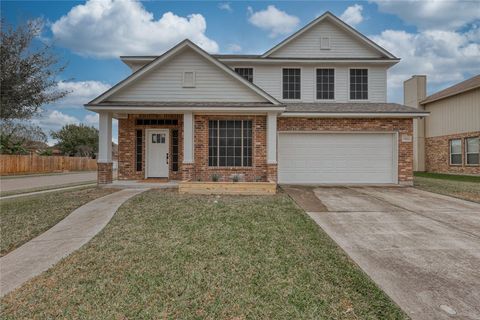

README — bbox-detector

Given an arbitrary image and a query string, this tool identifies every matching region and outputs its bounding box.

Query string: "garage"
[278,132,397,184]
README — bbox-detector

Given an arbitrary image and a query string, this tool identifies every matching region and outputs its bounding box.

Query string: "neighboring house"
[404,75,479,175]
[86,12,428,186]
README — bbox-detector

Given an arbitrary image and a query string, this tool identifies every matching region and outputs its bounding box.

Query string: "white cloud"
[32,110,80,133]
[218,3,232,12]
[247,5,300,38]
[370,27,480,102]
[51,0,219,58]
[340,4,364,26]
[84,113,99,127]
[226,43,242,53]
[53,81,111,108]
[370,0,480,30]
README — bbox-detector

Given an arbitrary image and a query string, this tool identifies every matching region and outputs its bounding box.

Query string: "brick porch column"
[267,112,278,182]
[267,164,278,182]
[97,111,113,184]
[182,112,195,181]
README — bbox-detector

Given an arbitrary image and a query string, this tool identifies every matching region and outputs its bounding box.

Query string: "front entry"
[146,129,170,178]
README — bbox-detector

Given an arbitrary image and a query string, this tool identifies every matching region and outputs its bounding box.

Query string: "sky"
[2,0,479,144]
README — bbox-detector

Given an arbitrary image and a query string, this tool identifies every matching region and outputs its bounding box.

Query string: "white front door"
[146,129,169,178]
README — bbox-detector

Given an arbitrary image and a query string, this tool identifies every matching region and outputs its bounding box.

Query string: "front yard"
[414,172,480,203]
[0,187,117,256]
[1,190,406,319]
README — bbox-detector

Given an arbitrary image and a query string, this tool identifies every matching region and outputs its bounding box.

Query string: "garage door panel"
[278,133,396,184]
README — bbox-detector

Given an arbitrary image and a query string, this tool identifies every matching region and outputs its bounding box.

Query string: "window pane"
[467,137,479,153]
[450,139,461,154]
[350,69,368,100]
[451,154,462,165]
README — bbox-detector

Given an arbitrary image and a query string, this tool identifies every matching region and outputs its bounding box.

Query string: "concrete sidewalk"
[0,188,146,297]
[1,171,97,193]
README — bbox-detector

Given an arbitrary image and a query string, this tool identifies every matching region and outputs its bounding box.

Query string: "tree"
[0,122,47,154]
[51,124,99,158]
[1,19,69,121]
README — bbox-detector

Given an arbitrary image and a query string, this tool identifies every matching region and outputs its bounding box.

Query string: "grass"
[0,187,117,256]
[1,190,406,319]
[414,172,480,203]
[0,181,96,197]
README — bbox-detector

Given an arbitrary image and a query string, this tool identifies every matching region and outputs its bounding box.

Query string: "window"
[234,68,253,82]
[135,130,142,172]
[183,71,195,87]
[282,68,301,99]
[450,139,462,165]
[350,69,368,100]
[320,36,330,50]
[135,119,178,126]
[151,133,166,144]
[466,137,479,165]
[208,120,252,167]
[316,69,334,100]
[172,130,179,171]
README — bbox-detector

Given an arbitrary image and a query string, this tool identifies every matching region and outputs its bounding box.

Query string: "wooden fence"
[0,154,97,176]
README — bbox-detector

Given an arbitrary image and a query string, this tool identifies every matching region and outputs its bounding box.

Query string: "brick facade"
[118,114,183,180]
[97,162,113,184]
[277,117,414,184]
[191,115,269,182]
[425,131,480,175]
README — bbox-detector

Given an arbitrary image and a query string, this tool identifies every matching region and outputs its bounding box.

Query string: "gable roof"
[261,11,397,59]
[88,40,280,106]
[420,74,480,105]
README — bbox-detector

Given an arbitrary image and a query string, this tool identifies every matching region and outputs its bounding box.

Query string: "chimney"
[403,75,427,171]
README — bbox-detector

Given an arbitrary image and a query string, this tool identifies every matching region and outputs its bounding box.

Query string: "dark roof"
[421,74,480,105]
[121,54,398,61]
[284,103,428,114]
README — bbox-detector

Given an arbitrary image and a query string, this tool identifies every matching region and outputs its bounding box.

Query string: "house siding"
[224,63,388,103]
[268,20,382,58]
[109,49,267,103]
[277,117,414,184]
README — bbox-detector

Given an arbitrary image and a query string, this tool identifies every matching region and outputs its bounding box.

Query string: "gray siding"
[228,63,387,103]
[109,49,267,102]
[269,20,382,58]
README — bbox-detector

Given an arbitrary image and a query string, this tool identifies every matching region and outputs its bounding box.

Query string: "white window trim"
[449,139,462,166]
[314,67,336,102]
[280,66,302,101]
[465,136,480,166]
[347,67,370,102]
[232,66,255,83]
[182,71,196,88]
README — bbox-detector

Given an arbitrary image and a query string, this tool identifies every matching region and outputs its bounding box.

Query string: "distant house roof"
[421,74,480,105]
[284,103,429,115]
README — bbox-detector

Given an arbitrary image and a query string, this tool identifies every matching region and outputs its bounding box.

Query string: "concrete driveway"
[284,186,480,320]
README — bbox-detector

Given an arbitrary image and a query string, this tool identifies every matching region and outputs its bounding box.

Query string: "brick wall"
[118,114,183,180]
[277,117,414,184]
[192,115,268,182]
[425,131,480,175]
[97,162,113,184]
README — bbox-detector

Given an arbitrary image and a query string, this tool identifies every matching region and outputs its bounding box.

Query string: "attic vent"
[320,36,330,50]
[183,71,196,88]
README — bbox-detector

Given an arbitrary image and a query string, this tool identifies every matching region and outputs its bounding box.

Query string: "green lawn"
[1,190,406,319]
[414,172,480,203]
[0,187,117,256]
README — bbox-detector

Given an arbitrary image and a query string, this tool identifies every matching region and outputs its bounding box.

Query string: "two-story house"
[86,12,428,186]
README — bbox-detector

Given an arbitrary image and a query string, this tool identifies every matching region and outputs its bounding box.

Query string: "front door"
[146,129,169,178]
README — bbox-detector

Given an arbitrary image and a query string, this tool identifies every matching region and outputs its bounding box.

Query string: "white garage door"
[278,133,397,184]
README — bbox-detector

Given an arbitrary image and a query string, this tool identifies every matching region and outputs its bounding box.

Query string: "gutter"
[280,112,430,118]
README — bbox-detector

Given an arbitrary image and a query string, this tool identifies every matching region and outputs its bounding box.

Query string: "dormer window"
[320,36,330,50]
[183,71,196,87]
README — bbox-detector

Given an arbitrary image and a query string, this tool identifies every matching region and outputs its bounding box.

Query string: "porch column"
[267,112,278,182]
[182,112,195,181]
[97,111,113,184]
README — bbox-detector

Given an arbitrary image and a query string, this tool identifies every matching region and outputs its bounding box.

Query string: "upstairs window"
[350,69,368,100]
[282,68,301,100]
[450,139,462,165]
[316,69,334,100]
[234,68,253,82]
[466,137,479,165]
